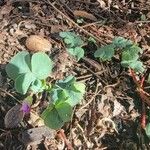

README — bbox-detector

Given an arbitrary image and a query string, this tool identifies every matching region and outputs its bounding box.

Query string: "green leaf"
[55,102,72,122]
[88,37,96,43]
[64,85,85,106]
[112,37,133,49]
[30,79,43,93]
[94,44,115,61]
[52,76,85,106]
[41,102,72,129]
[145,123,150,138]
[15,73,35,94]
[6,51,31,80]
[59,32,83,48]
[121,44,144,73]
[31,52,53,79]
[74,82,86,94]
[130,61,144,73]
[67,47,84,60]
[123,44,142,54]
[41,104,64,129]
[122,50,139,62]
[56,76,75,89]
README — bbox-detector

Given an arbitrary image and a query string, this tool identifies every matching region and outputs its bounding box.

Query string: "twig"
[79,80,100,110]
[82,20,105,28]
[45,0,106,44]
[0,88,21,103]
[57,129,73,150]
[77,70,105,80]
[135,20,150,23]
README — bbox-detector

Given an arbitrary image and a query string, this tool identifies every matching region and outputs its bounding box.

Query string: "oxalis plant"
[94,36,150,138]
[60,33,150,136]
[94,36,145,73]
[59,31,84,61]
[5,51,85,129]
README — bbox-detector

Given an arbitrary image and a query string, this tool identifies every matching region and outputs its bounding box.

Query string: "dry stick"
[58,129,73,150]
[77,70,105,80]
[0,88,21,103]
[81,20,105,28]
[46,0,106,45]
[135,20,150,23]
[79,80,100,110]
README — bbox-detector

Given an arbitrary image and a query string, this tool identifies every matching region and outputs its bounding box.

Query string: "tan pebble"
[26,35,52,52]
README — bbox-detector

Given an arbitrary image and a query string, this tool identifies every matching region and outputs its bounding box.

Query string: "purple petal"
[21,103,30,114]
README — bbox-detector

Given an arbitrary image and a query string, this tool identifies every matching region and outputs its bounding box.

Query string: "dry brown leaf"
[19,126,56,145]
[97,0,106,8]
[27,111,44,127]
[0,4,12,18]
[5,104,24,128]
[113,100,125,117]
[73,10,97,21]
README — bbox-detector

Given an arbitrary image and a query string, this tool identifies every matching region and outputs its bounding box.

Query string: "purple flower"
[21,103,30,114]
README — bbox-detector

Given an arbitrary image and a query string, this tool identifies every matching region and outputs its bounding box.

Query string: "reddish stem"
[129,69,149,128]
[57,129,73,150]
[141,101,146,129]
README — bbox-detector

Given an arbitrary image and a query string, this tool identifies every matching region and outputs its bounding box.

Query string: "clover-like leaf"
[6,51,31,80]
[121,45,144,73]
[94,44,115,61]
[51,76,85,106]
[6,51,53,94]
[15,73,35,94]
[41,102,72,129]
[30,79,43,93]
[59,32,83,48]
[68,47,84,61]
[31,52,53,79]
[112,37,133,49]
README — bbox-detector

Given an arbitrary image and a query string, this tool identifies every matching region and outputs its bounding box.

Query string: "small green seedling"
[59,31,84,61]
[41,76,85,129]
[6,51,53,94]
[94,37,144,73]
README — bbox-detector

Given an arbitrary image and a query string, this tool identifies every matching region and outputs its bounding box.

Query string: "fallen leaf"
[113,100,125,117]
[19,126,56,145]
[27,111,44,127]
[73,10,97,21]
[5,104,24,128]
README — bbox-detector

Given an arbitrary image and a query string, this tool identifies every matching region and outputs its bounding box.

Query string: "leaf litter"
[0,0,150,149]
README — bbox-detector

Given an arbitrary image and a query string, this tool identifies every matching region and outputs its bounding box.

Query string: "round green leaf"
[56,102,72,122]
[41,105,64,129]
[6,51,31,80]
[15,73,35,94]
[41,102,72,129]
[31,52,53,79]
[74,47,84,61]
